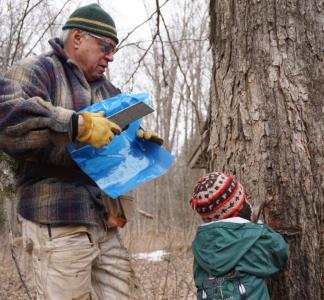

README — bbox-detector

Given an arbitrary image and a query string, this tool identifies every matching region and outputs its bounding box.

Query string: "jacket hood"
[192,218,288,277]
[48,38,69,62]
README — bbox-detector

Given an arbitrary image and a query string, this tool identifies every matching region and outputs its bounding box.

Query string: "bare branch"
[10,0,32,65]
[123,38,156,87]
[123,0,165,87]
[24,0,46,16]
[155,0,168,87]
[117,0,171,50]
[25,0,73,57]
[120,38,209,49]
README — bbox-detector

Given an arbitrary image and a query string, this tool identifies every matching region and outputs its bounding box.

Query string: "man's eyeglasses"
[85,32,116,55]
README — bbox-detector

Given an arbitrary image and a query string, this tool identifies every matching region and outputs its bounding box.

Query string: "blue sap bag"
[68,93,175,198]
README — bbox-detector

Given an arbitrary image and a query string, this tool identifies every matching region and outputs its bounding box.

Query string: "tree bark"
[208,0,324,299]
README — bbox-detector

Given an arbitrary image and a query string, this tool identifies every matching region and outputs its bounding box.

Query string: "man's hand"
[137,129,164,146]
[77,111,121,148]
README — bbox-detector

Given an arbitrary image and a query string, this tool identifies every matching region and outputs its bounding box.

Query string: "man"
[0,3,161,299]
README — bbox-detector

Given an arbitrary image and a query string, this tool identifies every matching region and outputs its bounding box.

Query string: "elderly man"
[0,3,159,299]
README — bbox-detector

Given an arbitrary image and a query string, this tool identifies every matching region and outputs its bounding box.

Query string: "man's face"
[75,30,117,82]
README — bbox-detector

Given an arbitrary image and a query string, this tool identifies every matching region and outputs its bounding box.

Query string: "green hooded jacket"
[192,217,288,300]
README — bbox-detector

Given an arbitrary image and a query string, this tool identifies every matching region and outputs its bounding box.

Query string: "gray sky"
[65,0,154,41]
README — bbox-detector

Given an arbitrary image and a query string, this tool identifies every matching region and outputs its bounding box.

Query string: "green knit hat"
[62,3,118,44]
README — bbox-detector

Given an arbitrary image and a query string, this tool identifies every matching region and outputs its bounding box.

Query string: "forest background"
[0,0,209,299]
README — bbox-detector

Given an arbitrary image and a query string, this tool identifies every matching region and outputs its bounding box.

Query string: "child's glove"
[137,129,164,145]
[77,111,121,148]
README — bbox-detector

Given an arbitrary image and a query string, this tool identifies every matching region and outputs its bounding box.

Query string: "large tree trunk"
[208,0,324,299]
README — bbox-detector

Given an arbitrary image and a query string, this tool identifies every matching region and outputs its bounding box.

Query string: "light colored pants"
[20,217,140,300]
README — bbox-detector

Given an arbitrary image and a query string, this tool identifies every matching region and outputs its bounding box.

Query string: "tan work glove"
[77,111,121,148]
[137,129,164,146]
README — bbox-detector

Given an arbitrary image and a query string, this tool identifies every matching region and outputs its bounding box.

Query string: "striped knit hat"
[62,4,118,44]
[190,172,250,220]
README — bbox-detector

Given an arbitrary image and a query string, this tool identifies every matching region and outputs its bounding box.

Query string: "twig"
[137,208,154,219]
[160,254,171,299]
[10,245,33,300]
[5,211,33,300]
[120,38,209,49]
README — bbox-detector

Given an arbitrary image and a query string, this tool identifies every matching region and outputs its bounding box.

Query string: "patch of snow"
[133,250,168,262]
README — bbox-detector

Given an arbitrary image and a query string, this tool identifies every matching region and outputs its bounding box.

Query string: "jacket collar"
[199,217,251,227]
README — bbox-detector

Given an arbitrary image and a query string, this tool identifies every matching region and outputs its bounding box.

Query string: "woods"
[0,0,323,299]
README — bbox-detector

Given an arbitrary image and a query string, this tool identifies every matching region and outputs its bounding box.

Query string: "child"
[190,172,288,300]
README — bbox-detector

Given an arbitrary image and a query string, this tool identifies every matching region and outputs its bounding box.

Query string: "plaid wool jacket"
[0,38,120,224]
